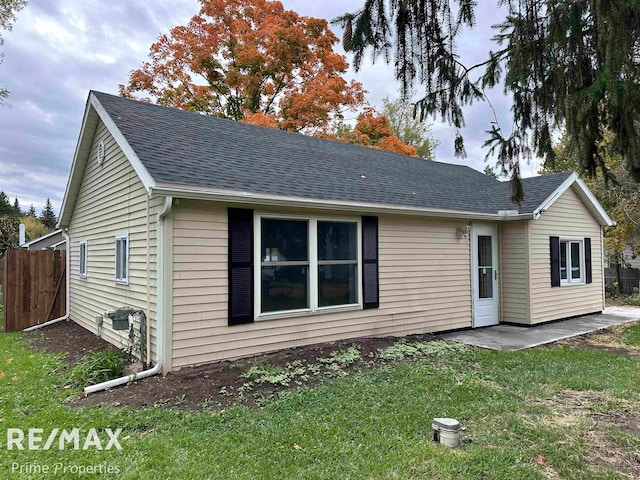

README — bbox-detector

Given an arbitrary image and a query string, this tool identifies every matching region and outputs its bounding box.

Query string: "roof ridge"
[92,90,484,172]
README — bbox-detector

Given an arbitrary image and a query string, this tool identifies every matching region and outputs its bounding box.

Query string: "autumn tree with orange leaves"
[321,109,418,157]
[120,0,365,133]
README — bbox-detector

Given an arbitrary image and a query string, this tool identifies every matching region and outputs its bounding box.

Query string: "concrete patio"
[438,306,640,351]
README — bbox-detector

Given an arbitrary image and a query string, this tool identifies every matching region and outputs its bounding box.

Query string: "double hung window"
[257,216,360,316]
[560,239,583,284]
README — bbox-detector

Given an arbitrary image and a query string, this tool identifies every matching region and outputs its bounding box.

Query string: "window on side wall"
[560,239,583,284]
[79,240,88,278]
[257,215,360,316]
[115,234,129,284]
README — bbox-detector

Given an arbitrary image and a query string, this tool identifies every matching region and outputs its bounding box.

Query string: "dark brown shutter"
[550,236,560,287]
[362,216,379,309]
[228,208,254,325]
[585,237,592,284]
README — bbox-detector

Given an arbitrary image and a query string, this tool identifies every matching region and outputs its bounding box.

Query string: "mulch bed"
[73,336,424,411]
[25,320,118,365]
[25,319,436,411]
[25,320,640,412]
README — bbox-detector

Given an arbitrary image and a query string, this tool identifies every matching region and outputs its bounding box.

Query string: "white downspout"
[145,193,151,367]
[24,229,70,332]
[84,196,173,394]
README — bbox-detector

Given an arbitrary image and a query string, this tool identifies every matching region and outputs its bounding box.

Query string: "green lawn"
[1,298,639,479]
[622,322,640,347]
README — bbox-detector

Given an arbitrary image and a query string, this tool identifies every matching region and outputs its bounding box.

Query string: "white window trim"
[254,212,362,320]
[79,240,88,279]
[560,237,584,286]
[115,234,129,285]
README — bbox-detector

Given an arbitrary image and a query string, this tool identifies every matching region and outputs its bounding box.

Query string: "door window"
[478,235,493,299]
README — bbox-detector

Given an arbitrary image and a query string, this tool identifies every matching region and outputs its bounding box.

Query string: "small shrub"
[317,345,361,367]
[606,292,640,306]
[241,363,290,385]
[68,349,129,387]
[240,359,327,388]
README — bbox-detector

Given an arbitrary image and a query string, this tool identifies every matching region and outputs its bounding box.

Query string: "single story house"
[20,228,66,250]
[58,91,614,373]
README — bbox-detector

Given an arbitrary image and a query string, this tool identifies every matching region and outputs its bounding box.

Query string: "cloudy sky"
[0,0,541,215]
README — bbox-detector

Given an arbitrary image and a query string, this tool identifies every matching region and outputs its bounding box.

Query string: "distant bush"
[606,292,640,306]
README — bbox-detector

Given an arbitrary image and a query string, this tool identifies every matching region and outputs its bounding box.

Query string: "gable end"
[58,92,156,228]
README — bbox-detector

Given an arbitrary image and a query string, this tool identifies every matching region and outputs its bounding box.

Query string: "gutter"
[23,230,70,332]
[84,196,173,394]
[498,210,533,221]
[151,184,535,221]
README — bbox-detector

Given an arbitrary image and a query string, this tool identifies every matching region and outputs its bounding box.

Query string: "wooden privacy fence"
[2,250,66,332]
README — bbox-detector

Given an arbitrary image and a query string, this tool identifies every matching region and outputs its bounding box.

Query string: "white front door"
[472,224,499,327]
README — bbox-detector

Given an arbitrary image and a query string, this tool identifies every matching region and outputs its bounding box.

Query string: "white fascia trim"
[533,172,578,219]
[57,96,94,228]
[532,172,615,226]
[574,177,615,226]
[151,183,534,221]
[49,239,67,249]
[20,229,63,248]
[89,93,156,193]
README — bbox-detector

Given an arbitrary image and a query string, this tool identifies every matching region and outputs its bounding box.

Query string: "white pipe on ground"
[23,229,70,332]
[84,361,162,394]
[84,196,173,395]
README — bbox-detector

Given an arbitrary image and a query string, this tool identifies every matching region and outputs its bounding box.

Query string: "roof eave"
[57,95,96,229]
[151,183,535,221]
[20,229,63,248]
[89,93,156,192]
[532,172,615,227]
[57,92,156,229]
[49,239,67,249]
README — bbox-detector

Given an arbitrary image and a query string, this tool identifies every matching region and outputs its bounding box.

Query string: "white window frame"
[115,234,129,285]
[560,238,584,285]
[79,240,88,279]
[254,212,362,320]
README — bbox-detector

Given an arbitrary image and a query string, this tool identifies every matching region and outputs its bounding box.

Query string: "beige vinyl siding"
[528,186,604,324]
[171,200,472,368]
[500,221,530,324]
[68,120,162,359]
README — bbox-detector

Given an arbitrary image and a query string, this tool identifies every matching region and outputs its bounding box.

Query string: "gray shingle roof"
[93,91,571,215]
[519,172,574,212]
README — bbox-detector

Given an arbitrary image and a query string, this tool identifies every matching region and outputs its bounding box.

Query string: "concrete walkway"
[438,306,640,351]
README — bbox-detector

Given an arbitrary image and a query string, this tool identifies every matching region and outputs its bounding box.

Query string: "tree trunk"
[615,258,623,295]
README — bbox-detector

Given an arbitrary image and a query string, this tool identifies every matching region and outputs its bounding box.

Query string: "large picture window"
[560,239,583,284]
[256,215,360,317]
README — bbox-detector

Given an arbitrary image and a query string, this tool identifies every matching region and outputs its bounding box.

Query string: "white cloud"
[32,17,72,43]
[95,53,117,65]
